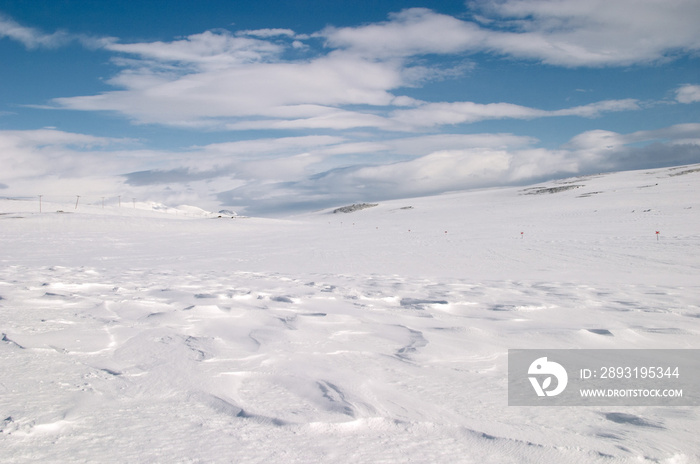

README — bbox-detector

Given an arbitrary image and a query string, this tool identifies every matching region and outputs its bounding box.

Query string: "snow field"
[1,165,699,462]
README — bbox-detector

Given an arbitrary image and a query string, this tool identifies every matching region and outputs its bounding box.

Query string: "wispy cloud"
[0,14,70,48]
[238,28,297,39]
[103,30,284,71]
[0,13,114,50]
[389,99,641,128]
[471,0,700,66]
[564,123,700,151]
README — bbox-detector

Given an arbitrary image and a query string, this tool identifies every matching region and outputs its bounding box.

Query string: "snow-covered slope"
[1,165,699,463]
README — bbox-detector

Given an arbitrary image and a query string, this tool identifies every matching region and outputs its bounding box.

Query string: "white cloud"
[195,135,346,155]
[225,108,393,131]
[676,84,700,103]
[104,30,284,71]
[300,145,579,201]
[386,133,538,153]
[123,135,351,188]
[53,54,403,127]
[0,128,127,178]
[237,152,324,180]
[390,99,640,128]
[472,0,700,66]
[340,148,514,193]
[238,28,296,38]
[390,101,540,127]
[0,129,142,196]
[0,13,114,50]
[552,99,641,117]
[563,129,624,151]
[0,14,70,48]
[321,8,486,58]
[565,123,700,150]
[0,128,119,149]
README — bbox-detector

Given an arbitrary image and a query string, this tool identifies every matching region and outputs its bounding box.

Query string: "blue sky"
[1,0,699,215]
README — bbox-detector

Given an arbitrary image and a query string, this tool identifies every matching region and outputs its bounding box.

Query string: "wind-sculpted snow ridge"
[0,164,699,462]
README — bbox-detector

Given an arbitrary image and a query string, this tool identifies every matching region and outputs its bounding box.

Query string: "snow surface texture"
[1,165,699,463]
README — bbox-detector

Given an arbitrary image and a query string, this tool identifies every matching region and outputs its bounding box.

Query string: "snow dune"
[1,165,699,462]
